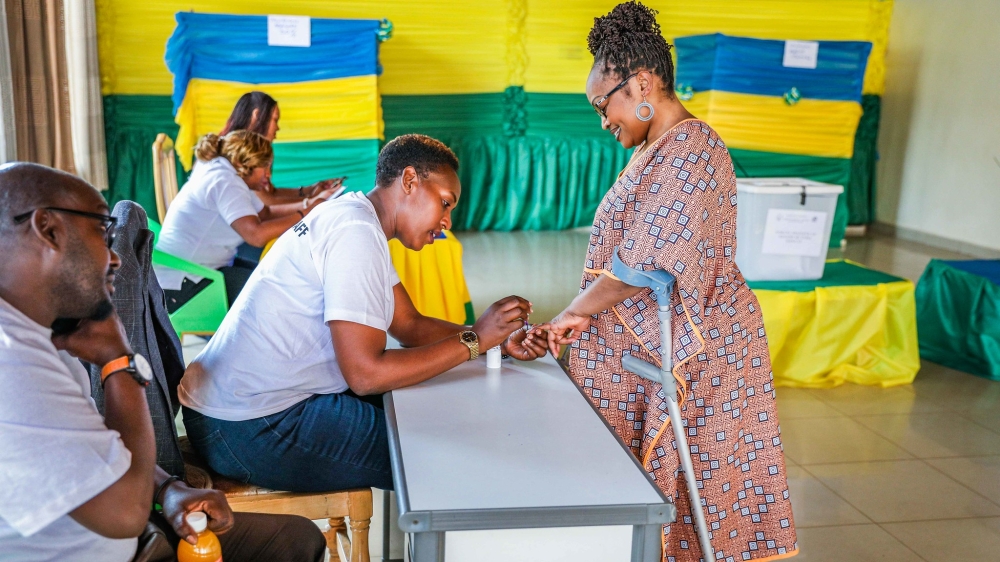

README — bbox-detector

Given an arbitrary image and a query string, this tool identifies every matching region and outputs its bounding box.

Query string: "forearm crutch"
[612,251,716,562]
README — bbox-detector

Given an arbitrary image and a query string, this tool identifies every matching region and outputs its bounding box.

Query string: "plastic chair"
[152,133,180,223]
[146,220,229,337]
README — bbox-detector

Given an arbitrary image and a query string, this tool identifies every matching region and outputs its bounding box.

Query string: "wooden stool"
[180,438,372,562]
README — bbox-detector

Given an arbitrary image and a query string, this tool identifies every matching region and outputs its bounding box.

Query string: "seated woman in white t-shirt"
[178,134,546,493]
[155,130,332,310]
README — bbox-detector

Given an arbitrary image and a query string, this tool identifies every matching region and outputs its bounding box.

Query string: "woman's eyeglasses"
[13,207,118,248]
[592,73,638,118]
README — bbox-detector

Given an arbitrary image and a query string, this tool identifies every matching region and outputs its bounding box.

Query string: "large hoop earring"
[636,98,654,122]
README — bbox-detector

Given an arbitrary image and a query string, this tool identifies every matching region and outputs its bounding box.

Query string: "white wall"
[877,0,1000,252]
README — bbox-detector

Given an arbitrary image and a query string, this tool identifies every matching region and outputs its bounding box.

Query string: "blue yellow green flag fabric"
[163,12,386,190]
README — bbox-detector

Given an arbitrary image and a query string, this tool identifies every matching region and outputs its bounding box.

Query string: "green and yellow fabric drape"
[97,0,893,229]
[750,260,920,388]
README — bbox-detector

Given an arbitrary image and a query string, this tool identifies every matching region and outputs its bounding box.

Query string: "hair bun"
[586,1,675,93]
[588,1,661,56]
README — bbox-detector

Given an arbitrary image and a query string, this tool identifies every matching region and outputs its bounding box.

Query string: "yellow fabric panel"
[756,280,920,388]
[523,0,893,95]
[174,76,381,170]
[97,1,891,97]
[388,231,473,325]
[685,91,862,159]
[96,0,505,95]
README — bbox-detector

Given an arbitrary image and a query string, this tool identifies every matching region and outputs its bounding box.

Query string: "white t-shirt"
[179,192,400,421]
[0,297,137,562]
[154,157,265,290]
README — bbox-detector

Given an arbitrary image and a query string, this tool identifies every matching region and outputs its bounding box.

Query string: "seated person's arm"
[330,292,531,395]
[255,177,345,205]
[389,283,470,347]
[54,315,158,539]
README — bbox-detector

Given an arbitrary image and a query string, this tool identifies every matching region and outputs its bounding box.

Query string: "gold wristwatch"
[459,330,480,361]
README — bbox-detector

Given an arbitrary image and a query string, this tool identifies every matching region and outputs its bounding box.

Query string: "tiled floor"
[182,230,1000,561]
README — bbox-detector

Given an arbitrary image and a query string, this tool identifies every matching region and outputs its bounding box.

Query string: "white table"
[384,354,675,562]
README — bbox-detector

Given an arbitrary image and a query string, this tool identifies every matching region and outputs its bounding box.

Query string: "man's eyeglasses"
[592,73,638,118]
[13,207,117,248]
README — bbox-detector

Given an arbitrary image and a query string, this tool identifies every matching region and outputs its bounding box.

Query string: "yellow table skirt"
[388,230,474,325]
[751,261,920,388]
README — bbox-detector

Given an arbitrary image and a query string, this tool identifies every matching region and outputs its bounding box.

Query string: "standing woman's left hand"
[527,309,593,357]
[502,325,549,360]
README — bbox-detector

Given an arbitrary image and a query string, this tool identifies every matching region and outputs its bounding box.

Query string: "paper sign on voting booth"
[735,178,843,281]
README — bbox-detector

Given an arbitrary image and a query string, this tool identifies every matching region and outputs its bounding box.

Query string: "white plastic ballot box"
[735,178,843,281]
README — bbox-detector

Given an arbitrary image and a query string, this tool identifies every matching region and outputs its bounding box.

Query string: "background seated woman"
[155,130,331,310]
[214,91,345,206]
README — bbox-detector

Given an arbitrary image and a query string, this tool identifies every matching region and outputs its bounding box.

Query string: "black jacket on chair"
[87,201,186,477]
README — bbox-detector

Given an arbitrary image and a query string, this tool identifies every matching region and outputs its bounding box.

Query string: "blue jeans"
[183,391,394,493]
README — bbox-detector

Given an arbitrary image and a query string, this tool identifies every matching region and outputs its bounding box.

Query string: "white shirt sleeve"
[313,221,396,331]
[0,351,131,537]
[208,172,261,226]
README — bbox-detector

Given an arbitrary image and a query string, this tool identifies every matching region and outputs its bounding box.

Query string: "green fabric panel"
[748,260,905,293]
[446,134,630,231]
[729,148,850,247]
[103,94,377,212]
[915,260,1000,379]
[103,95,186,214]
[272,139,378,192]
[846,94,881,225]
[382,93,505,138]
[383,92,611,139]
[525,92,609,138]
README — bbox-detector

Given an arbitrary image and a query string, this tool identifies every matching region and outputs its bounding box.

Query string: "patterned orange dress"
[568,120,797,561]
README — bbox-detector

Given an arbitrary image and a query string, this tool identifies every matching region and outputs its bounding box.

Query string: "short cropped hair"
[375,134,458,188]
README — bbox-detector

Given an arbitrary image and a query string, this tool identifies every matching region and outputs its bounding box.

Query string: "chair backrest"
[152,133,180,223]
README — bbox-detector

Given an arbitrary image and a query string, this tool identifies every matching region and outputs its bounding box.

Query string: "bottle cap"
[186,511,208,533]
[486,346,502,369]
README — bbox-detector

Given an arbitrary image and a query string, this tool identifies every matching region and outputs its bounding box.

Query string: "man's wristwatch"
[101,354,153,387]
[459,331,480,361]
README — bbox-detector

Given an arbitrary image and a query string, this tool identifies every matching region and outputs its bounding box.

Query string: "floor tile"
[460,230,590,323]
[855,413,1000,458]
[781,417,912,465]
[809,382,951,417]
[926,456,1000,505]
[792,524,923,562]
[807,460,1000,522]
[775,388,844,419]
[882,517,1000,562]
[961,410,1000,434]
[786,466,870,528]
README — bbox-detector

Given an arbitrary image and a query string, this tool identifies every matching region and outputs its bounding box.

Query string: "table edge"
[396,503,677,532]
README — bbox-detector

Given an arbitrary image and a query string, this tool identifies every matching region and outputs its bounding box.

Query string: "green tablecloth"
[916,259,1000,379]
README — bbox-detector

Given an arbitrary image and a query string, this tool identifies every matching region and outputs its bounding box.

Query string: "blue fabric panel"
[675,33,872,102]
[942,260,1000,286]
[165,12,382,112]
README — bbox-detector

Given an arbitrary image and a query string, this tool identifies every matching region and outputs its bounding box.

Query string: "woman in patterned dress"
[528,3,797,560]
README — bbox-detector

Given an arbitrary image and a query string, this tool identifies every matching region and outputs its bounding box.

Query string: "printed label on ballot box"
[761,208,827,257]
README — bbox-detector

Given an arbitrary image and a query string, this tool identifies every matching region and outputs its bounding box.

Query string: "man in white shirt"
[0,163,325,561]
[179,134,547,493]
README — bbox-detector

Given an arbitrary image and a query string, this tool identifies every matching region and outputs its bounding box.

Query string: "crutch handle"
[610,248,676,303]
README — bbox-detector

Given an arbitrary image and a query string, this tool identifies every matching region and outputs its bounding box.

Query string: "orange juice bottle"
[177,512,222,562]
